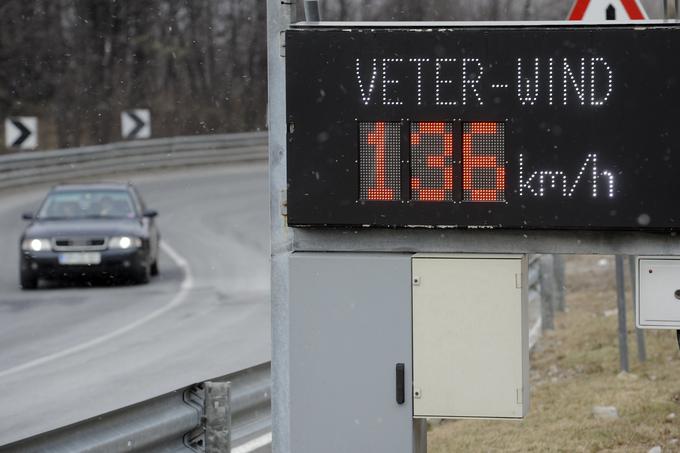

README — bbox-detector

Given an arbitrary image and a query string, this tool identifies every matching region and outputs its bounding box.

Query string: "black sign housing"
[286,24,680,230]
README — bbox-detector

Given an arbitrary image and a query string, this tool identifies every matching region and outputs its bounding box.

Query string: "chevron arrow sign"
[121,109,151,140]
[5,117,38,150]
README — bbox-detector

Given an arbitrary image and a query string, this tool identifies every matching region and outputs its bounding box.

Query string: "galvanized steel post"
[304,0,320,21]
[268,0,295,451]
[553,255,566,312]
[628,255,647,362]
[413,419,427,453]
[615,255,630,372]
[540,255,556,330]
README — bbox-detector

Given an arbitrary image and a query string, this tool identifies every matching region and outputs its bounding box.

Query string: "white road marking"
[0,241,193,379]
[232,432,272,453]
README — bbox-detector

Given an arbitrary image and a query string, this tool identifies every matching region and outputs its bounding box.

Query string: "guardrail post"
[539,254,556,330]
[205,381,231,453]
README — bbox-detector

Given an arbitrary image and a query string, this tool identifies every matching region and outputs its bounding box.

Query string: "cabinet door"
[412,255,528,419]
[290,253,413,453]
[638,258,680,328]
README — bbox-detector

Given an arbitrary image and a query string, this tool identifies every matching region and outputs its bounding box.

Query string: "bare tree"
[0,0,579,152]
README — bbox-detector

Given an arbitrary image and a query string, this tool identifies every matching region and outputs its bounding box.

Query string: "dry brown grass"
[428,255,680,453]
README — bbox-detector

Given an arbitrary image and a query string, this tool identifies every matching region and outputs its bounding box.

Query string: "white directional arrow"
[121,109,151,140]
[5,117,38,150]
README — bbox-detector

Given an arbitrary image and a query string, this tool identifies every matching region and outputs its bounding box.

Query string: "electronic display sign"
[286,24,680,229]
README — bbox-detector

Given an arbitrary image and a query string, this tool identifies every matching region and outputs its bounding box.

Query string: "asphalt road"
[0,163,270,445]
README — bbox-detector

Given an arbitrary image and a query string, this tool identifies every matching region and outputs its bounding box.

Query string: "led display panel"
[359,122,401,201]
[462,122,505,202]
[286,24,680,229]
[411,122,455,202]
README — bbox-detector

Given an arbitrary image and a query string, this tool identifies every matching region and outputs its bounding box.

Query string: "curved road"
[0,163,270,444]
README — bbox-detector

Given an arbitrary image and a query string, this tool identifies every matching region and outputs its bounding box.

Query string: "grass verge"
[428,255,680,453]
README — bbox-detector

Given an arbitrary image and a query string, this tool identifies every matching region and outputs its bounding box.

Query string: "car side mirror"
[143,209,158,218]
[22,212,34,221]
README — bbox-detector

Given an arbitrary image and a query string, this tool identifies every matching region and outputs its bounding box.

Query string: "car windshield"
[37,190,137,220]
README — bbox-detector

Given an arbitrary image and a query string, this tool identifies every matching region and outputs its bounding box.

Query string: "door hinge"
[281,189,288,217]
[279,31,286,57]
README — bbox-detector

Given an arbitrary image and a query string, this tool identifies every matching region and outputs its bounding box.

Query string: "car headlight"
[109,236,142,250]
[21,238,52,252]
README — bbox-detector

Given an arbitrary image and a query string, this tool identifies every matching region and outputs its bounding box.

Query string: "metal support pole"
[664,0,677,19]
[268,0,295,452]
[539,255,555,330]
[304,0,321,21]
[413,419,427,453]
[204,382,231,453]
[628,255,647,362]
[615,255,630,372]
[553,254,566,312]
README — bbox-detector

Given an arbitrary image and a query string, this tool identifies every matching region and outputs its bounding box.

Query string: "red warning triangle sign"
[568,0,648,21]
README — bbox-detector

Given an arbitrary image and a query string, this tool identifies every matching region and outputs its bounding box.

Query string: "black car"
[19,183,160,289]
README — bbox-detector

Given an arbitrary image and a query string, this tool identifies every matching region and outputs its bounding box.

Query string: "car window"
[130,187,145,213]
[38,190,137,220]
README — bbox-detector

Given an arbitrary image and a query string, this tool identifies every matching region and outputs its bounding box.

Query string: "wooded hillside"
[0,0,661,150]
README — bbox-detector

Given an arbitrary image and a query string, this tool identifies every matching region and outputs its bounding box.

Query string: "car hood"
[24,218,145,239]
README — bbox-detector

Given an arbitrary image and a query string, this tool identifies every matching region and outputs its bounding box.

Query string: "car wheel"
[20,269,38,290]
[150,259,159,276]
[134,264,151,285]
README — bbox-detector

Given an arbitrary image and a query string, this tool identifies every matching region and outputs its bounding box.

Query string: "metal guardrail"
[0,363,271,453]
[0,132,268,190]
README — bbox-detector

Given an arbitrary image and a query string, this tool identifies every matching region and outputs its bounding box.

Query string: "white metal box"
[636,256,680,329]
[412,254,529,419]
